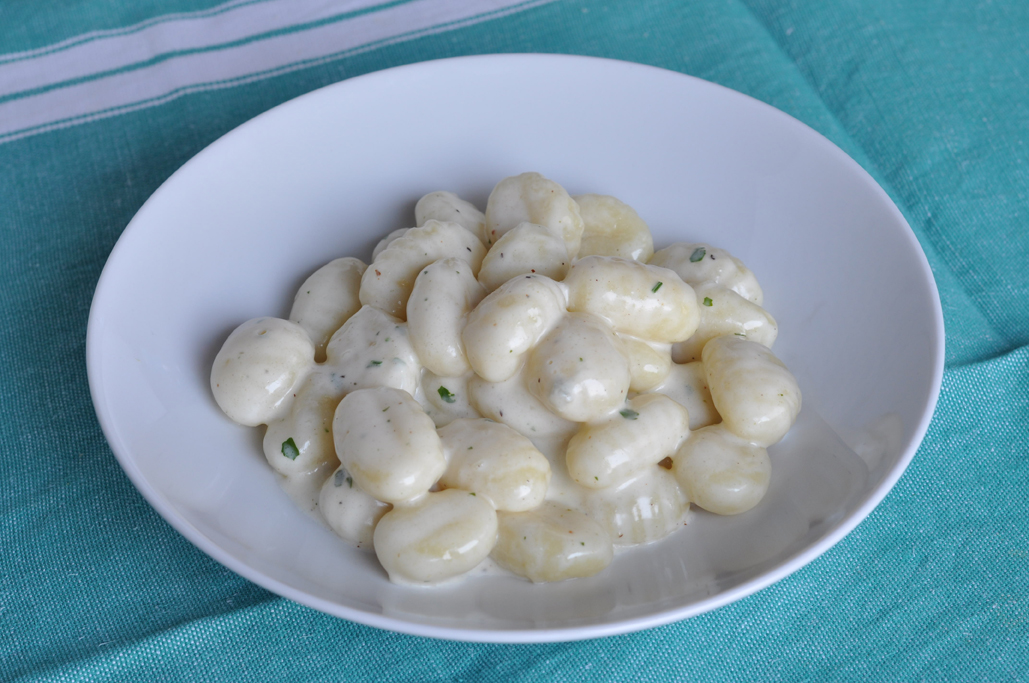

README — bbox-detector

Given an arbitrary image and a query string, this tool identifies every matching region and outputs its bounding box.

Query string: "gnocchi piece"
[406,257,486,377]
[415,191,486,244]
[419,370,480,428]
[648,361,720,430]
[461,274,567,383]
[583,467,689,545]
[477,222,570,292]
[672,424,771,515]
[372,227,409,261]
[288,257,366,363]
[573,194,654,262]
[703,336,801,447]
[618,334,672,392]
[484,172,585,256]
[649,242,764,305]
[564,256,700,343]
[373,489,498,584]
[468,367,579,442]
[211,317,315,427]
[323,306,421,396]
[566,393,690,489]
[319,466,392,547]
[525,313,631,423]
[263,370,343,476]
[360,220,486,319]
[672,284,778,363]
[437,418,551,512]
[333,387,446,503]
[491,502,613,583]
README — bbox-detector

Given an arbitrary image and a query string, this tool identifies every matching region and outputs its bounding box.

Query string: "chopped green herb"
[620,409,639,420]
[734,332,746,337]
[470,492,476,496]
[468,446,473,450]
[334,470,345,487]
[367,360,382,367]
[281,438,300,460]
[579,357,584,362]
[703,297,713,306]
[382,406,389,412]
[324,428,329,433]
[690,247,706,262]
[384,337,391,342]
[651,281,663,293]
[346,475,353,488]
[594,476,599,481]
[437,386,456,403]
[581,542,585,546]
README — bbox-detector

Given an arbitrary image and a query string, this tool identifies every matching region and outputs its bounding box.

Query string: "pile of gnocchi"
[211,172,801,586]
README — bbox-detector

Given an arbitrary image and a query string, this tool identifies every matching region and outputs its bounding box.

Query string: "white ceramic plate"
[87,54,944,642]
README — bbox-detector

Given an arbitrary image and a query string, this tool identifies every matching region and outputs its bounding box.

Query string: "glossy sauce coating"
[210,173,802,586]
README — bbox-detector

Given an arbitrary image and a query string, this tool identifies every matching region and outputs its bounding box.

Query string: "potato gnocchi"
[210,172,801,586]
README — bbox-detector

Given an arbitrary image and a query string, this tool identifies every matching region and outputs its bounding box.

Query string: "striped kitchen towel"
[2,1,1027,681]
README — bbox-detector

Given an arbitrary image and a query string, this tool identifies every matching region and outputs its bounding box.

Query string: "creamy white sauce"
[279,461,336,524]
[212,172,802,586]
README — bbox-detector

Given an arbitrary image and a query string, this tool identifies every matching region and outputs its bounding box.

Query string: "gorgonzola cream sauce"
[210,172,801,586]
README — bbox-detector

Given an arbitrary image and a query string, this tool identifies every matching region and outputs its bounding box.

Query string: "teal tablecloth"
[2,1,1027,680]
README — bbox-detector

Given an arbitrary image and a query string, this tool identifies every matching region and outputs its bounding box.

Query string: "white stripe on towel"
[0,0,553,144]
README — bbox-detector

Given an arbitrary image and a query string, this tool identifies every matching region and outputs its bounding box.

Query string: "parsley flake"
[703,297,713,306]
[651,281,663,293]
[281,438,300,460]
[347,475,353,488]
[367,360,382,367]
[690,247,706,262]
[619,409,639,420]
[437,386,456,403]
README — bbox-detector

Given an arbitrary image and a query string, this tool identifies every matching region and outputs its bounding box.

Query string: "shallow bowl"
[87,54,944,642]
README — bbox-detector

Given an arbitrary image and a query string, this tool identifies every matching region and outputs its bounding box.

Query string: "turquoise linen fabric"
[1,0,1027,679]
